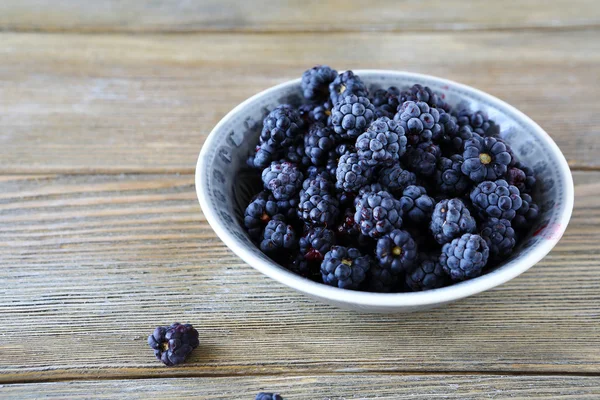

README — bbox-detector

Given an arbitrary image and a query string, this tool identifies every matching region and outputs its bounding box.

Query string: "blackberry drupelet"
[435,155,471,196]
[260,215,297,253]
[378,164,417,195]
[430,198,477,244]
[244,191,280,239]
[470,179,523,220]
[148,323,199,366]
[462,135,512,183]
[356,117,407,167]
[299,227,336,264]
[399,185,435,224]
[336,152,373,192]
[370,86,401,118]
[440,233,490,281]
[256,393,284,400]
[507,161,537,194]
[403,140,442,177]
[260,105,303,148]
[399,83,450,111]
[454,109,500,137]
[298,178,339,227]
[512,193,539,231]
[321,246,371,289]
[354,190,403,238]
[304,123,336,166]
[367,264,400,293]
[261,161,304,201]
[329,70,368,104]
[405,253,450,291]
[301,65,338,101]
[394,101,442,146]
[331,94,376,139]
[480,217,516,260]
[375,229,418,274]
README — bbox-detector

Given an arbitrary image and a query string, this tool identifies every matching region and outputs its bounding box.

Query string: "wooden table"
[1,1,599,398]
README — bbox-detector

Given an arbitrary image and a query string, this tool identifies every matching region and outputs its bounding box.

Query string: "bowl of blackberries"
[196,66,573,313]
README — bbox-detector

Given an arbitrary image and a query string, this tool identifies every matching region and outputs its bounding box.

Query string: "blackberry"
[440,233,490,281]
[367,264,400,293]
[394,101,442,146]
[248,143,281,169]
[370,86,401,118]
[442,124,474,154]
[306,165,328,180]
[378,164,417,195]
[399,84,450,111]
[405,253,450,291]
[357,183,385,202]
[399,185,435,224]
[434,110,459,144]
[336,152,373,192]
[354,190,403,238]
[470,179,523,220]
[480,218,516,260]
[262,161,304,201]
[331,95,376,139]
[321,246,371,289]
[304,123,336,166]
[435,155,471,196]
[275,196,300,221]
[284,137,311,167]
[335,142,356,157]
[454,109,500,137]
[356,117,407,167]
[256,393,283,400]
[329,70,368,105]
[298,179,339,227]
[260,215,297,253]
[148,323,199,366]
[512,193,539,231]
[430,198,477,244]
[462,135,512,183]
[403,140,442,177]
[507,161,537,194]
[335,208,361,243]
[299,227,336,264]
[375,229,418,274]
[244,191,280,239]
[298,101,332,126]
[260,105,303,148]
[301,65,338,101]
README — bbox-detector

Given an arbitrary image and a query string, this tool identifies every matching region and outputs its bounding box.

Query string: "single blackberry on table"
[405,253,450,291]
[244,191,280,239]
[248,143,281,169]
[354,190,403,238]
[440,233,489,281]
[367,264,401,293]
[480,217,516,260]
[403,140,442,177]
[454,109,500,137]
[298,179,339,227]
[378,164,417,195]
[356,117,407,167]
[430,198,477,245]
[462,135,512,183]
[336,152,373,192]
[375,229,418,274]
[399,185,435,224]
[304,123,336,166]
[435,155,471,196]
[399,83,450,111]
[256,393,283,400]
[299,227,336,264]
[512,193,539,231]
[148,323,199,366]
[329,70,368,104]
[321,246,371,289]
[301,65,338,101]
[260,105,303,148]
[331,95,376,139]
[370,86,401,118]
[394,101,442,146]
[262,161,304,201]
[260,215,297,253]
[506,161,537,194]
[470,179,523,220]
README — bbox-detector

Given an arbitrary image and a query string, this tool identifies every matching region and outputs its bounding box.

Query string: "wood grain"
[0,172,598,383]
[0,30,598,173]
[0,0,599,33]
[3,375,600,399]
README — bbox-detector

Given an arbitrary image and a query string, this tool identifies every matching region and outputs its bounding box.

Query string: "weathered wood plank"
[0,30,598,173]
[3,375,600,399]
[0,171,598,383]
[0,0,599,33]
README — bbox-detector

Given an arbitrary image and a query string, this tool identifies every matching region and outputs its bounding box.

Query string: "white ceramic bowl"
[196,70,574,313]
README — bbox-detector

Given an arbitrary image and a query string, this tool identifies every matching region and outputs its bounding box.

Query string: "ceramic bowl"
[196,70,574,313]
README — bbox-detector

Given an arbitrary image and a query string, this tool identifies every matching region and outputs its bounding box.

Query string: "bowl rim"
[196,69,574,308]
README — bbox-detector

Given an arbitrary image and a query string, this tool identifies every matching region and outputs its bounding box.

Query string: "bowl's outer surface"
[196,70,574,313]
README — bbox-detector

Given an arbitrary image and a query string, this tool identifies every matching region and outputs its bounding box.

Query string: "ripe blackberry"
[399,185,435,224]
[354,190,403,238]
[370,86,401,118]
[454,109,500,137]
[480,218,516,260]
[336,152,373,192]
[367,264,400,293]
[405,253,450,291]
[335,208,361,243]
[430,198,477,244]
[394,101,442,146]
[331,95,376,139]
[435,155,471,196]
[321,246,371,289]
[148,323,199,366]
[260,215,297,253]
[244,191,280,239]
[306,165,327,180]
[462,135,512,183]
[375,229,418,274]
[301,65,338,101]
[378,164,417,195]
[298,179,339,227]
[256,393,283,400]
[285,252,310,277]
[299,227,336,264]
[403,140,442,177]
[399,84,450,111]
[304,123,336,166]
[357,183,385,202]
[248,143,281,169]
[507,161,537,194]
[298,101,332,126]
[440,233,490,281]
[260,105,303,148]
[434,110,459,144]
[284,137,311,167]
[262,161,304,201]
[275,196,300,221]
[512,193,539,231]
[356,117,407,167]
[470,179,523,220]
[441,124,474,154]
[329,70,368,104]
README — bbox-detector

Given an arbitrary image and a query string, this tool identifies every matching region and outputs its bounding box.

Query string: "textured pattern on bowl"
[196,70,573,313]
